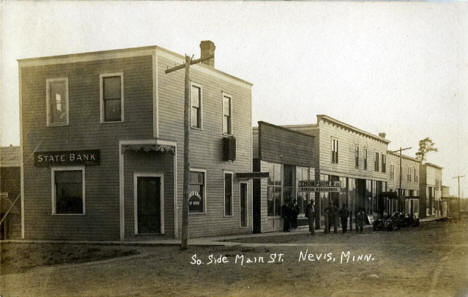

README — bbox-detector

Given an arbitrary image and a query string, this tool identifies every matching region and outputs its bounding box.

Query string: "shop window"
[296,166,311,215]
[191,84,202,128]
[52,167,84,214]
[46,78,69,126]
[100,73,123,122]
[331,138,339,164]
[189,170,205,213]
[266,162,282,216]
[222,94,232,135]
[224,172,233,216]
[355,145,359,169]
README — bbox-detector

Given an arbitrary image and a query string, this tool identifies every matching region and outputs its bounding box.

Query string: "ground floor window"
[265,162,281,216]
[224,172,233,216]
[189,170,205,213]
[52,167,85,214]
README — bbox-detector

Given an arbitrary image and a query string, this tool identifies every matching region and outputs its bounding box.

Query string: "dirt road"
[1,219,467,297]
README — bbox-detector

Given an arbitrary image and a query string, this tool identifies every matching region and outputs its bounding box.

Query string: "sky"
[1,1,467,196]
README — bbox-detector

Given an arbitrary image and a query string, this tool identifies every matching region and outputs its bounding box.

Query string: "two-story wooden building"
[19,41,253,241]
[387,151,421,217]
[285,115,390,227]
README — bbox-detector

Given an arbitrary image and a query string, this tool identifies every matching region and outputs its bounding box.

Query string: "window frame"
[223,170,234,217]
[331,137,339,164]
[189,168,207,215]
[375,152,380,171]
[46,77,69,127]
[354,144,359,169]
[381,154,386,173]
[190,82,203,129]
[100,73,124,123]
[51,166,86,215]
[239,182,249,228]
[363,147,368,170]
[222,92,233,135]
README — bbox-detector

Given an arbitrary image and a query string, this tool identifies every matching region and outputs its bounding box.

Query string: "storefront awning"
[122,144,175,154]
[236,172,269,179]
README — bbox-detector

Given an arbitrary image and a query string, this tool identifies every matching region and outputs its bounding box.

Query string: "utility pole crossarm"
[165,54,214,74]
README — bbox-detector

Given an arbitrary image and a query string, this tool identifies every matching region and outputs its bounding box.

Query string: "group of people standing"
[282,200,369,235]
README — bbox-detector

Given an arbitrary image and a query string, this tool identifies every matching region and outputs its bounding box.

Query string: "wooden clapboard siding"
[387,152,420,192]
[20,55,154,240]
[157,53,253,238]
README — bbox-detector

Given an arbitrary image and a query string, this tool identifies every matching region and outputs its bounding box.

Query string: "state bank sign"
[34,150,100,167]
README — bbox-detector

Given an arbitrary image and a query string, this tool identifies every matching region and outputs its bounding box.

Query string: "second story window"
[223,94,232,134]
[381,154,386,173]
[363,148,368,170]
[414,168,418,182]
[375,152,379,171]
[354,145,359,168]
[191,84,202,128]
[407,167,412,182]
[101,73,123,122]
[331,138,339,164]
[390,164,395,179]
[46,78,69,126]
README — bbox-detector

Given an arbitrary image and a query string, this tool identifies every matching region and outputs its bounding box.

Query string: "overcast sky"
[1,1,467,195]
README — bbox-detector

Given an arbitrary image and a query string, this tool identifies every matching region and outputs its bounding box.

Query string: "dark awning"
[236,172,269,179]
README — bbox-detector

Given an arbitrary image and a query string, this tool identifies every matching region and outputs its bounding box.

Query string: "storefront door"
[240,183,248,227]
[137,176,162,234]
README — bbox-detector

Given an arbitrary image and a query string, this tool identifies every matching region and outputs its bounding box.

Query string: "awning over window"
[236,172,269,179]
[122,144,175,154]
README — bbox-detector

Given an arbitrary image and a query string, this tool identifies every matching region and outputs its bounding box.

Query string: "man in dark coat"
[282,202,291,232]
[339,205,350,233]
[356,208,366,233]
[305,201,315,235]
[325,203,338,233]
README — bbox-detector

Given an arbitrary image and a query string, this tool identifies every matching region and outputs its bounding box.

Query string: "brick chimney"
[379,132,386,138]
[200,40,215,67]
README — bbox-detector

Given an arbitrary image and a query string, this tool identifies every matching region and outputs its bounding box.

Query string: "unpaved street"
[1,219,468,297]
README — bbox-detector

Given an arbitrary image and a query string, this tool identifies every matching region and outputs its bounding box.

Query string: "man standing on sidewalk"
[306,200,315,235]
[339,204,349,233]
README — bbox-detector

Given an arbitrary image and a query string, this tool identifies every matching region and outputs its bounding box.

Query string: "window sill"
[223,214,233,218]
[223,133,233,137]
[101,120,124,124]
[47,123,69,127]
[191,126,203,131]
[52,213,86,216]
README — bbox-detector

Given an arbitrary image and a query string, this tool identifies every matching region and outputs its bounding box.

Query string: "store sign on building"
[34,150,100,167]
[298,180,342,192]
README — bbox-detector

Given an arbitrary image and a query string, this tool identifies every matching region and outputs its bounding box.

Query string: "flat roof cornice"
[18,45,252,88]
[387,151,421,163]
[317,114,391,144]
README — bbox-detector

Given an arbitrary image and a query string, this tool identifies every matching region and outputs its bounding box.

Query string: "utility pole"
[453,175,465,220]
[165,53,214,250]
[391,147,411,212]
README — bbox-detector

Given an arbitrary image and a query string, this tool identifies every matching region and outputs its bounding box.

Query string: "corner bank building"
[286,115,390,227]
[19,41,253,241]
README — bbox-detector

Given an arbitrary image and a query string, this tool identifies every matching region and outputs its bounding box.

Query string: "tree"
[415,137,438,162]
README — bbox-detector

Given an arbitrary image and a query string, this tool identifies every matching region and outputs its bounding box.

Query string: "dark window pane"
[103,76,121,99]
[105,99,121,121]
[224,173,232,216]
[55,170,83,214]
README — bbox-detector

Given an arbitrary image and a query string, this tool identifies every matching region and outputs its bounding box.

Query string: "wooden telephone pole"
[165,53,214,250]
[391,147,411,211]
[453,175,465,220]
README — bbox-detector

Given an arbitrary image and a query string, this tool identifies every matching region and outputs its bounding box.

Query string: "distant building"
[419,163,443,218]
[387,151,421,217]
[0,145,21,239]
[19,41,253,241]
